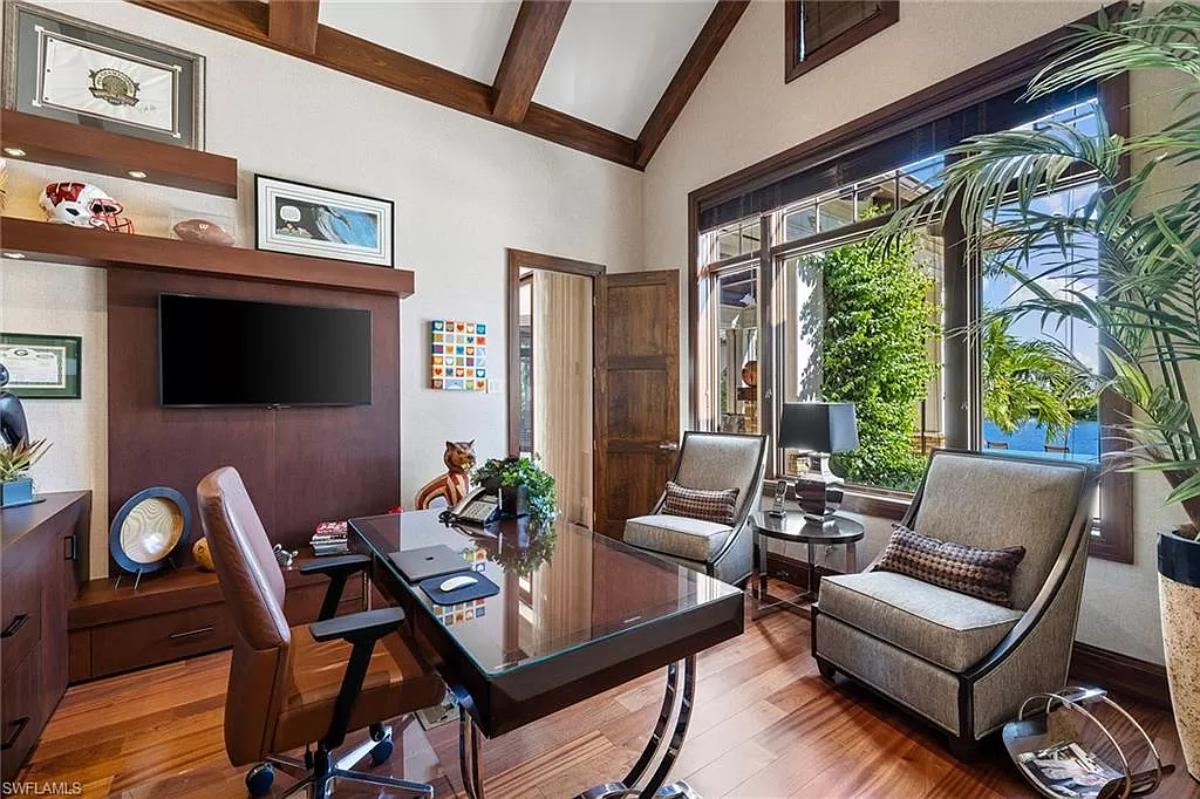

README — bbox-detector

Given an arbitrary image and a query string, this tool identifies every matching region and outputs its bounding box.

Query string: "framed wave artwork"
[255,175,394,268]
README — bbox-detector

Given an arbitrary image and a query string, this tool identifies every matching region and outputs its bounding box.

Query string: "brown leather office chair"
[197,466,444,798]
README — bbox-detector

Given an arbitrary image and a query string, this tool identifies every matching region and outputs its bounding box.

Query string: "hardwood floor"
[20,587,1198,798]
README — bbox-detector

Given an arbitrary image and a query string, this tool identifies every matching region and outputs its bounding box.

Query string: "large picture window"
[692,78,1132,561]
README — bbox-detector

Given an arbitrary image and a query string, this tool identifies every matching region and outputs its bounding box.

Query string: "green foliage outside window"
[980,315,1098,443]
[812,232,938,491]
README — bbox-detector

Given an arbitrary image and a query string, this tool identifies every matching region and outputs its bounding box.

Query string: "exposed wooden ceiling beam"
[635,0,749,169]
[268,0,319,55]
[492,1,571,125]
[130,1,638,169]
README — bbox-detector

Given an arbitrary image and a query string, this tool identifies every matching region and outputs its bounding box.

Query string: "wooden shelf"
[68,547,346,630]
[0,110,239,198]
[2,217,415,297]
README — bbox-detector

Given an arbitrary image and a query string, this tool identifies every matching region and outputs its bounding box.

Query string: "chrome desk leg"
[456,658,699,799]
[456,691,484,799]
[575,656,698,799]
[621,660,679,787]
[636,656,696,798]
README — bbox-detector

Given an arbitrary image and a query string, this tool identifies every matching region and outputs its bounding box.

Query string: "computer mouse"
[439,575,478,592]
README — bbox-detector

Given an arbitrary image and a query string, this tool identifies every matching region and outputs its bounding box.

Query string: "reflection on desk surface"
[350,510,741,676]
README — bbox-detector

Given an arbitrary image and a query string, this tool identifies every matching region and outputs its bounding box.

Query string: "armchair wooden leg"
[947,733,979,762]
[815,656,837,681]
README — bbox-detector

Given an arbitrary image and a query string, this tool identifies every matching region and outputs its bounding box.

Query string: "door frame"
[505,249,606,458]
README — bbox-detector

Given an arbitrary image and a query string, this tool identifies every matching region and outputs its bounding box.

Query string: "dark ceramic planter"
[499,484,529,518]
[0,477,34,508]
[1158,530,1200,782]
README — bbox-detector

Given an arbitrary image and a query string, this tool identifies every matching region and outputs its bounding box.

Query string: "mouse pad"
[390,545,471,582]
[419,570,500,607]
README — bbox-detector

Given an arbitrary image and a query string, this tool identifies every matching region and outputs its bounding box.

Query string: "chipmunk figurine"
[414,440,476,510]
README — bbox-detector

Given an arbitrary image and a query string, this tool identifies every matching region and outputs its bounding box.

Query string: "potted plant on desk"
[473,455,557,521]
[879,3,1200,778]
[1,438,50,508]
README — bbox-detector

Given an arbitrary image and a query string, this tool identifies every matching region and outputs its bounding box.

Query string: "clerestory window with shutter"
[785,1,900,83]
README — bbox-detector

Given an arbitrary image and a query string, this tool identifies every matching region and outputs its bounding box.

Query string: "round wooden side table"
[750,511,865,620]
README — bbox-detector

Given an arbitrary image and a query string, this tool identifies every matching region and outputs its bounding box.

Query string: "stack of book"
[311,521,349,556]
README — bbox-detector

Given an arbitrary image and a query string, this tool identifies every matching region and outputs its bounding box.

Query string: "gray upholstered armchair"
[623,431,767,586]
[811,449,1098,758]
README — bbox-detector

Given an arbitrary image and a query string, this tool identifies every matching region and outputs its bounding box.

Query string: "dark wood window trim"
[1089,72,1135,564]
[689,9,1133,563]
[785,1,899,83]
[505,249,606,458]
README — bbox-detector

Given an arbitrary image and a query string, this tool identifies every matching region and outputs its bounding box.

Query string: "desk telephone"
[439,486,502,526]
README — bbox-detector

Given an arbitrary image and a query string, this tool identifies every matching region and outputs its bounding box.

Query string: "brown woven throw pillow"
[875,524,1026,607]
[663,481,739,525]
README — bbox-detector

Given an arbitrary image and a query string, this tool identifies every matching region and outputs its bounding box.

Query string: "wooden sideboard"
[67,548,367,683]
[0,491,90,781]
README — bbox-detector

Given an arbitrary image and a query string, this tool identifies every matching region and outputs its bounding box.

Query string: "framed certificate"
[0,333,81,399]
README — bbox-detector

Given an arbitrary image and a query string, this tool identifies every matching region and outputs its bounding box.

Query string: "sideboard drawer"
[89,603,234,678]
[0,647,44,781]
[0,551,42,679]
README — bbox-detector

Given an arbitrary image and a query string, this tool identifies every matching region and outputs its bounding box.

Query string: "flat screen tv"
[159,294,372,407]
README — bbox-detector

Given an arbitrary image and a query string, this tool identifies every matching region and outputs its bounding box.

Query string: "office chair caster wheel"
[245,763,274,797]
[369,728,394,765]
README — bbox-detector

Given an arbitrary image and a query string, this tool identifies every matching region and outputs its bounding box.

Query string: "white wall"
[0,261,108,574]
[640,0,1186,665]
[1,1,642,578]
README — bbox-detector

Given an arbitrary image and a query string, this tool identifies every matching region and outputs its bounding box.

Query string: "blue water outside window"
[980,180,1101,464]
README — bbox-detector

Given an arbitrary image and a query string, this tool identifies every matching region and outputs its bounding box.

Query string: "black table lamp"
[778,402,859,522]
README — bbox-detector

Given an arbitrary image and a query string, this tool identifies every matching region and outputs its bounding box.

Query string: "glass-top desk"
[350,510,744,799]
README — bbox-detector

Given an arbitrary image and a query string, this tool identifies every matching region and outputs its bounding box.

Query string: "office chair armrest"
[309,606,408,750]
[299,552,370,576]
[310,606,406,643]
[301,553,372,621]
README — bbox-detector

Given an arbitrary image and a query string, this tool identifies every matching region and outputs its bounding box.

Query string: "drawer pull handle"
[1,716,29,750]
[1,614,29,638]
[168,625,215,641]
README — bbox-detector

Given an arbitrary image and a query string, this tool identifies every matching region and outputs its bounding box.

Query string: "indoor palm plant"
[880,2,1200,776]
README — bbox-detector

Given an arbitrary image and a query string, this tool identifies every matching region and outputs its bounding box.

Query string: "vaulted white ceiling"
[536,1,716,137]
[318,0,718,138]
[319,2,522,84]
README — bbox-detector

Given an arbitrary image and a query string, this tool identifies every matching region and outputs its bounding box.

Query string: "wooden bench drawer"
[89,602,234,678]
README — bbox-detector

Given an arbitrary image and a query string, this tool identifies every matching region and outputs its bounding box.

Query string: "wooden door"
[593,270,680,539]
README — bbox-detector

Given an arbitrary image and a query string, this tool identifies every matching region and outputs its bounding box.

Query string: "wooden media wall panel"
[106,269,401,572]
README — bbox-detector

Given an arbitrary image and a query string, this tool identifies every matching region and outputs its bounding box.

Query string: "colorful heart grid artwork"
[431,320,488,391]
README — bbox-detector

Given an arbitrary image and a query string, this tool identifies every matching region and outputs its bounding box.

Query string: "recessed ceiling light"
[127,170,147,179]
[3,252,26,259]
[2,147,26,158]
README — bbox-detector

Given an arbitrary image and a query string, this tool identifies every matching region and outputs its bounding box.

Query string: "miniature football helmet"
[39,182,134,233]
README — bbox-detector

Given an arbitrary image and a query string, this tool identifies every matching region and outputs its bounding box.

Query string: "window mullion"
[757,214,780,477]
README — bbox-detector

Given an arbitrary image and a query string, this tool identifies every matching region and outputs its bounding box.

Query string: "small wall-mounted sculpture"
[415,440,476,510]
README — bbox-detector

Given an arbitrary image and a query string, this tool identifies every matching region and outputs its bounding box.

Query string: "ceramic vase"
[1159,530,1200,782]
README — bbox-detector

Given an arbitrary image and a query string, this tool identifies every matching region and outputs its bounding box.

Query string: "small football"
[173,217,234,246]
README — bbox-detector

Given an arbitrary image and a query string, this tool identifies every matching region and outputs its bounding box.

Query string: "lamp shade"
[778,402,859,454]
